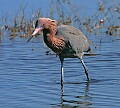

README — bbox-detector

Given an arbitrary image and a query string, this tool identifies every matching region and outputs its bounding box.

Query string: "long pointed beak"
[27,35,34,42]
[27,27,42,42]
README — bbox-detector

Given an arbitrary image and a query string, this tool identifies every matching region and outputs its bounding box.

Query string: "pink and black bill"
[27,20,41,42]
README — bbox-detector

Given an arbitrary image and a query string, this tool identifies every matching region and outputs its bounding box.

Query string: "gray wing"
[56,25,90,54]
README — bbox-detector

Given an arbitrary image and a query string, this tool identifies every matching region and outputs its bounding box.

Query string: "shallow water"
[0,35,120,108]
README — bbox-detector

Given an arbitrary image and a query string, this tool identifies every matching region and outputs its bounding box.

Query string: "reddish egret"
[28,18,91,85]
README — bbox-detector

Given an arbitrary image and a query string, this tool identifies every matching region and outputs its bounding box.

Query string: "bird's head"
[27,18,57,42]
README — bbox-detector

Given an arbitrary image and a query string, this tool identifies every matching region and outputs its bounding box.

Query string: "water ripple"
[0,36,120,108]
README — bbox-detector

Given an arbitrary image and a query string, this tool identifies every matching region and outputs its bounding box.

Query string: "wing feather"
[56,25,90,53]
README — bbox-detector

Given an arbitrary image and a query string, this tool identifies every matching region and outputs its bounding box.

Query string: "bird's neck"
[43,29,56,47]
[42,22,57,43]
[43,28,65,54]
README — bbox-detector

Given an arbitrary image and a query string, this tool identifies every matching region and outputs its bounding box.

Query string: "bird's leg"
[59,57,64,87]
[78,56,90,81]
[81,58,89,81]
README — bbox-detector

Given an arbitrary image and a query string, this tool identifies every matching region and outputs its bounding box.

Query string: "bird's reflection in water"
[58,82,92,108]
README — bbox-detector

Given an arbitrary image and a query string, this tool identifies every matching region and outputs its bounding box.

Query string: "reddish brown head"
[27,18,57,42]
[32,18,57,36]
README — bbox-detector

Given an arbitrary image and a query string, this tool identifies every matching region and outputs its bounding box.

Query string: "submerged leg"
[59,57,64,87]
[80,58,90,81]
[77,54,90,81]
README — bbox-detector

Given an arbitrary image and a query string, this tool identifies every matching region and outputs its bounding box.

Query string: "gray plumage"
[56,25,90,56]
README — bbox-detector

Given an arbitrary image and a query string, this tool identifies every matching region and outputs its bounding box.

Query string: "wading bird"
[28,18,91,85]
